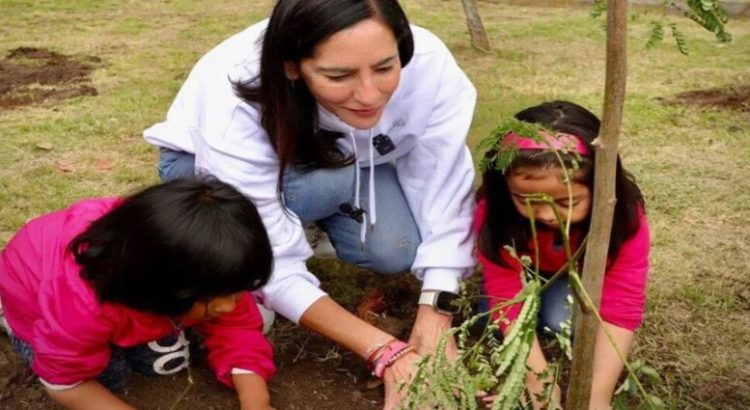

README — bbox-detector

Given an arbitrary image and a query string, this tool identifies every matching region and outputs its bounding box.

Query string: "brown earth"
[0,47,101,110]
[659,84,750,112]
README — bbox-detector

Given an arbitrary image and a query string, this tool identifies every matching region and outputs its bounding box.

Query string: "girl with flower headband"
[475,101,650,408]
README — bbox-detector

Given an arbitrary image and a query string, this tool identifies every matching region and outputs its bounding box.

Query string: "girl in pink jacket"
[475,101,649,408]
[0,178,276,409]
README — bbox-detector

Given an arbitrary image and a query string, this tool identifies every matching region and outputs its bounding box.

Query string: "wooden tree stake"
[460,0,492,51]
[566,0,628,408]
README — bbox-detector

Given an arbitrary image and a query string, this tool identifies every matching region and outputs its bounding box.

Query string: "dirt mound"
[659,85,750,112]
[0,47,102,110]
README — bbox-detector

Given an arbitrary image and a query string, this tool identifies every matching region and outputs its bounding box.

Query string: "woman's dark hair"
[235,0,414,190]
[478,100,645,266]
[69,177,273,317]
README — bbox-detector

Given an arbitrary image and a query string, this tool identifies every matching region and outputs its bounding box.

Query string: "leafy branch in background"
[684,0,731,42]
[592,0,731,54]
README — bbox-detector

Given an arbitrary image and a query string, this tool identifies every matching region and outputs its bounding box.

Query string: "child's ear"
[283,61,300,81]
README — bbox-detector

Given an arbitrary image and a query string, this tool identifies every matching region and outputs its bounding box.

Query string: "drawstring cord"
[347,130,378,249]
[368,129,377,228]
[348,133,366,248]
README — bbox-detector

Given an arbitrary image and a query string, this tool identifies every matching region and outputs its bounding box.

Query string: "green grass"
[1,0,749,408]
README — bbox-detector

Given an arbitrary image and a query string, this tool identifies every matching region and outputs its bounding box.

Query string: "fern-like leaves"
[685,0,731,43]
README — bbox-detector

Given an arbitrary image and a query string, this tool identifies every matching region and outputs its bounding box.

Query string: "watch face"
[436,292,461,314]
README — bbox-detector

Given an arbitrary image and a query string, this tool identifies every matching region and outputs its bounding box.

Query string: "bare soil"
[0,47,101,110]
[659,84,750,112]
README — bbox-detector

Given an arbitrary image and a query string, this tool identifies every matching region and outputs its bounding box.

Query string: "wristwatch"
[418,290,461,315]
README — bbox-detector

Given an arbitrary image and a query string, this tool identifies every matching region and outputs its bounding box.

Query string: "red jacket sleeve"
[600,211,650,331]
[480,251,525,330]
[198,292,275,387]
[475,199,524,330]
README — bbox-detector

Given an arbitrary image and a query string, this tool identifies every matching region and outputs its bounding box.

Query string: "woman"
[144,0,476,406]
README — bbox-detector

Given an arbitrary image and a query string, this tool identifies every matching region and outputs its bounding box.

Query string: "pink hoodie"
[0,198,275,387]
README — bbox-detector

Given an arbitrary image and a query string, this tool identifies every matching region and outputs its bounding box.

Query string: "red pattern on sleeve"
[475,200,524,330]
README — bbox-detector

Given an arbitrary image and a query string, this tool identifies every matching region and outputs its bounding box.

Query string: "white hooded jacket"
[144,20,477,323]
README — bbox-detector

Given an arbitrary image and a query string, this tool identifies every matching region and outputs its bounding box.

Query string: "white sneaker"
[304,224,337,259]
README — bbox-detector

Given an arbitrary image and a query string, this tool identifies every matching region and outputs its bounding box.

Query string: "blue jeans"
[538,275,573,334]
[9,330,193,391]
[479,275,573,335]
[157,149,421,274]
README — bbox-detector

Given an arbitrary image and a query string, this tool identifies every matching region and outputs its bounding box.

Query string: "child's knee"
[539,306,571,335]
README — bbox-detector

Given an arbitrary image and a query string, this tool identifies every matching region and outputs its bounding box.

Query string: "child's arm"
[46,379,134,410]
[523,334,561,409]
[590,323,634,409]
[479,329,562,409]
[495,323,633,410]
[233,373,274,410]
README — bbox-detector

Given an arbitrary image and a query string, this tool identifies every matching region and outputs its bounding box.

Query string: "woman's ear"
[283,61,300,80]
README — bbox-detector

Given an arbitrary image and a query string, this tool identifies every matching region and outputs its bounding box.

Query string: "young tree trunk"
[566,0,628,408]
[460,0,492,51]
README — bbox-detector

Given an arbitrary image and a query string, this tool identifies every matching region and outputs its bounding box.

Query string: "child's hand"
[475,382,561,410]
[233,373,274,410]
[476,390,495,408]
[524,380,562,410]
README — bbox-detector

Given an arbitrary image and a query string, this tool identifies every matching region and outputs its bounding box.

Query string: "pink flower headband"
[502,131,590,156]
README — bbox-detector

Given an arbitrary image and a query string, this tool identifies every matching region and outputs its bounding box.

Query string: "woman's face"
[288,18,401,130]
[506,167,592,228]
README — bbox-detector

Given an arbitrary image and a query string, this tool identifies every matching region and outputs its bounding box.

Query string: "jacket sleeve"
[475,200,524,330]
[395,39,477,294]
[189,71,326,324]
[30,271,114,385]
[600,212,650,331]
[142,72,199,153]
[198,292,276,387]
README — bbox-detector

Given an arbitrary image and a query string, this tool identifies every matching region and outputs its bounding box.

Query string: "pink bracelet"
[371,340,413,378]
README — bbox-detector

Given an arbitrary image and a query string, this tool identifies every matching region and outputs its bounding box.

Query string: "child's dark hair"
[69,177,273,316]
[478,100,645,265]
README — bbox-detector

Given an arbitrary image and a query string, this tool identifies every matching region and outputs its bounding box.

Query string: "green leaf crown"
[476,119,551,174]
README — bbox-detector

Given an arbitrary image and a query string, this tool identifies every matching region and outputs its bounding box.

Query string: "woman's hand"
[408,305,457,359]
[382,350,421,410]
[384,303,458,410]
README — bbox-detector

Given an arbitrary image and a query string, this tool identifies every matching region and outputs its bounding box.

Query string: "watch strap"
[418,290,439,306]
